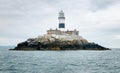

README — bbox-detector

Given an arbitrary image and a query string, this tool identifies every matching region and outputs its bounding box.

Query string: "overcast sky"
[0,0,120,48]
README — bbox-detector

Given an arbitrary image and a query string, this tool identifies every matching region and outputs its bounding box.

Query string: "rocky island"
[10,10,110,50]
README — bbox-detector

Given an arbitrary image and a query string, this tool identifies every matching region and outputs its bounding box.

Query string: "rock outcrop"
[10,34,110,50]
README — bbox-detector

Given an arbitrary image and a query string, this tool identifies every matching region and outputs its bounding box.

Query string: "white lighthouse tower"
[47,10,79,36]
[58,10,65,29]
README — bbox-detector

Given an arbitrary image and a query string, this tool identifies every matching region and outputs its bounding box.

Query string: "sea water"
[0,47,120,73]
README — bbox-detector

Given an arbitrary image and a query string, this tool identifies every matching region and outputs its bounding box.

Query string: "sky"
[0,0,120,48]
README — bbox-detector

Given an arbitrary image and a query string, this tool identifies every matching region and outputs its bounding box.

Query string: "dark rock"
[10,39,110,50]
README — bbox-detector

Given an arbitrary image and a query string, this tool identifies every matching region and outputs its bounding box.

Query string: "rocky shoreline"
[10,39,110,51]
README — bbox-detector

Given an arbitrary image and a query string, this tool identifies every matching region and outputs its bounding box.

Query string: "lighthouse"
[58,10,65,29]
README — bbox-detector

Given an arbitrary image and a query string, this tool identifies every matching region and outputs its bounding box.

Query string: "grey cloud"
[90,0,120,12]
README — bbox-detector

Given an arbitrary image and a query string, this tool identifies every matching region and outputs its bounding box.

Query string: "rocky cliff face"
[10,35,110,50]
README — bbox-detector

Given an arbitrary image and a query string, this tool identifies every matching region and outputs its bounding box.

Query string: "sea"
[0,46,120,73]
